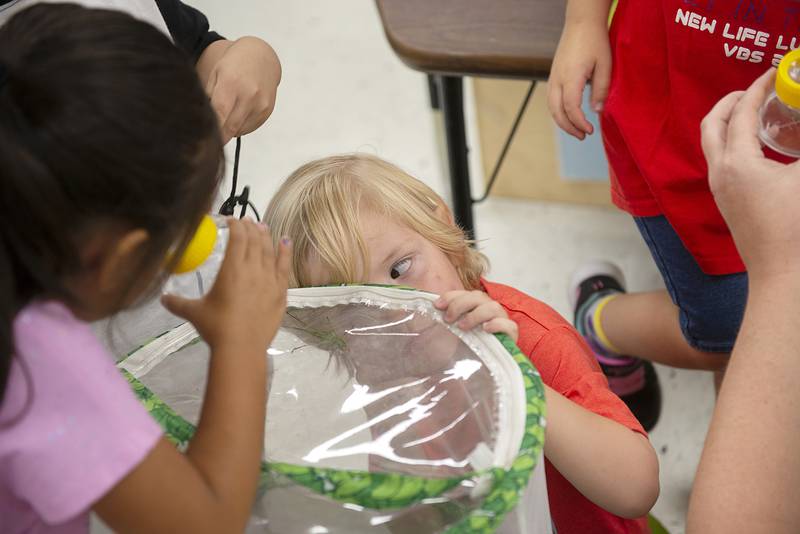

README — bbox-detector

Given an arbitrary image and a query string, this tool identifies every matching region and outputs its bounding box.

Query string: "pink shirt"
[0,301,162,533]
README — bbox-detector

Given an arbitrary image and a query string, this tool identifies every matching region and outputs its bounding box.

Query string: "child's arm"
[547,0,613,139]
[94,221,291,533]
[437,291,659,518]
[543,384,659,518]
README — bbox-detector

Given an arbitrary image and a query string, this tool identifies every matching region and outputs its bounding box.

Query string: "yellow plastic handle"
[173,215,218,274]
[776,48,800,109]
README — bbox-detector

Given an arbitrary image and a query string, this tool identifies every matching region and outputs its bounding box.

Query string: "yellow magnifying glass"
[172,214,218,274]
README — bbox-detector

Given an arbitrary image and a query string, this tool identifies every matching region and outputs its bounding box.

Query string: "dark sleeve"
[155,0,226,63]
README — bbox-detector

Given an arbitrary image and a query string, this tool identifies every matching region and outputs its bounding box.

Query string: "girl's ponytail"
[0,237,16,404]
[0,62,20,404]
[0,57,78,403]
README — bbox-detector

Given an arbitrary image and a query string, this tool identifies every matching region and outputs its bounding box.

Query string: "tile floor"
[114,1,716,532]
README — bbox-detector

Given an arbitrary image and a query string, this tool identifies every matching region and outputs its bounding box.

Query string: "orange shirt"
[481,279,649,534]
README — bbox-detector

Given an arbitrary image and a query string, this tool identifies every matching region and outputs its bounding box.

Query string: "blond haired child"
[264,154,659,534]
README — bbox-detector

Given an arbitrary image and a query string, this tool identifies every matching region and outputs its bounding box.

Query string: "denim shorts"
[634,215,747,353]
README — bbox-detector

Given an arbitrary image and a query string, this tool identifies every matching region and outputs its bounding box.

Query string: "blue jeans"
[634,216,747,353]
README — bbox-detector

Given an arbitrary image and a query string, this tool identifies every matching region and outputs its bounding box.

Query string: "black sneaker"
[569,261,662,432]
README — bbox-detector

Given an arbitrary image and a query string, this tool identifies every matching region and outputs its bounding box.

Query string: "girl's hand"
[162,219,291,354]
[434,290,519,343]
[547,19,611,140]
[99,221,291,533]
[199,37,281,144]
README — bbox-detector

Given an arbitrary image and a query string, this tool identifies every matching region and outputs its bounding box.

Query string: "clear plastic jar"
[759,49,800,157]
[164,215,228,299]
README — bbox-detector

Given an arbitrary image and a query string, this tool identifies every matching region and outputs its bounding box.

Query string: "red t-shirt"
[481,280,649,534]
[603,1,798,274]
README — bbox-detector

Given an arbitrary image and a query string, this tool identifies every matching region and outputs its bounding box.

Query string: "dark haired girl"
[0,5,290,532]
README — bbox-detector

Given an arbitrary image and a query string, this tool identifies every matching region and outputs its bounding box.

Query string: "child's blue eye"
[390,258,412,279]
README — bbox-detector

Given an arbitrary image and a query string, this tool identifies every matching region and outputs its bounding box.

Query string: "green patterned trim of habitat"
[442,333,546,533]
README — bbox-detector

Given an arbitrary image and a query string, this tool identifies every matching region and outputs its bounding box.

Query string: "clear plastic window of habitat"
[116,285,550,534]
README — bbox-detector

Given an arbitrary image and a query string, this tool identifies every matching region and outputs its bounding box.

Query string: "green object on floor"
[648,513,670,534]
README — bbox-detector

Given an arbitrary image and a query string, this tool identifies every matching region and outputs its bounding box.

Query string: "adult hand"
[690,67,800,534]
[198,37,281,144]
[701,68,800,280]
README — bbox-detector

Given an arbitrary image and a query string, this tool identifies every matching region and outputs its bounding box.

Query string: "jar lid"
[776,49,800,109]
[173,214,217,274]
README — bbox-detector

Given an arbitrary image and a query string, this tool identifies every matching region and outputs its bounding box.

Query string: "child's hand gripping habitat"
[435,290,519,344]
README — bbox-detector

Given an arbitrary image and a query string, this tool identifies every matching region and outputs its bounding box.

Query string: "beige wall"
[473,79,613,207]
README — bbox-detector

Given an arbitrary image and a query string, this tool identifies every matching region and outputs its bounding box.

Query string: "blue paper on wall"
[555,90,609,182]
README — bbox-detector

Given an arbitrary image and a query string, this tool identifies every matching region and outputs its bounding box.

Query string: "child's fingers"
[700,91,744,169]
[211,219,249,296]
[258,224,275,268]
[239,219,262,265]
[482,318,519,343]
[590,57,611,113]
[547,82,586,140]
[161,293,198,322]
[456,300,508,331]
[433,290,466,310]
[275,237,292,286]
[727,68,775,158]
[437,291,485,322]
[562,78,594,136]
[217,219,246,280]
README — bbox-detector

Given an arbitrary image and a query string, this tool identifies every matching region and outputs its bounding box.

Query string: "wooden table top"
[375,0,564,79]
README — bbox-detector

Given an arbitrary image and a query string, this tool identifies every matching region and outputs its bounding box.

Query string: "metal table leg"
[438,75,475,239]
[427,74,441,110]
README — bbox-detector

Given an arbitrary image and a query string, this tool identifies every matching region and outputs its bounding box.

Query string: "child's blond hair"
[265,154,488,289]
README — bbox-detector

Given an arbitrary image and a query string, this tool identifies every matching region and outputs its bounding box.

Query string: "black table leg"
[438,75,475,239]
[427,74,441,110]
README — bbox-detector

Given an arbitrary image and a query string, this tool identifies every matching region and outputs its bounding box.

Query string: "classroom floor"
[170,1,715,532]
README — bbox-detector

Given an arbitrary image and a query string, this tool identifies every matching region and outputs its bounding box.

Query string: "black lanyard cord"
[218,137,261,221]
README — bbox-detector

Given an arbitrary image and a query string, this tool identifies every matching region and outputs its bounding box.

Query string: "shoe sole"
[568,260,627,311]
